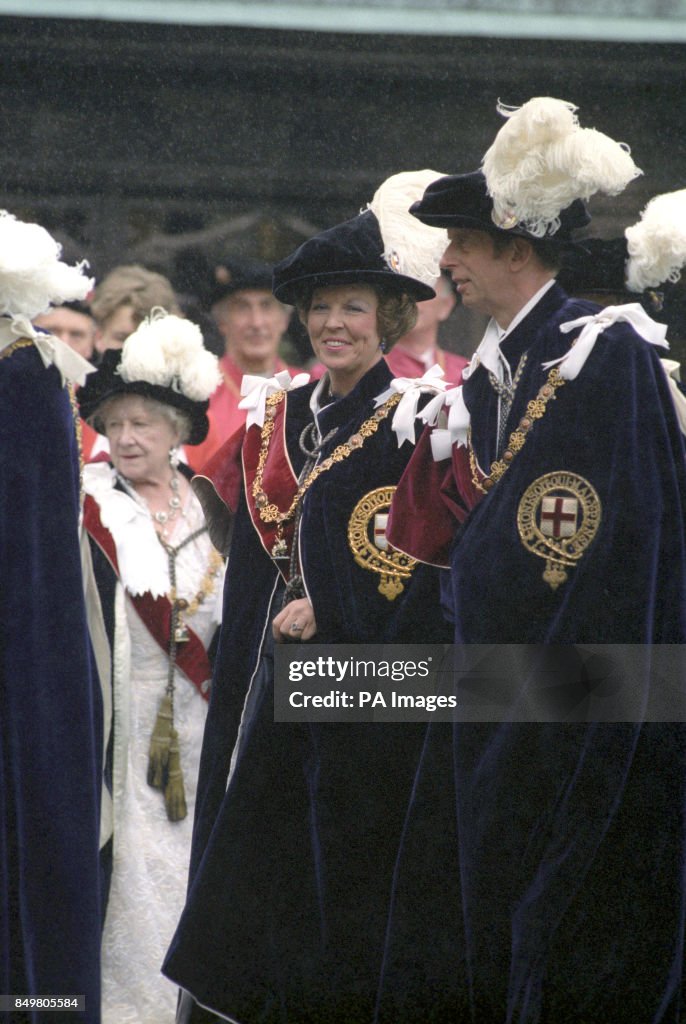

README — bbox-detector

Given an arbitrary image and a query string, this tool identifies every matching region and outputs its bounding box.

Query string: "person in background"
[89,263,180,355]
[0,210,103,1022]
[163,171,453,1024]
[188,257,293,468]
[385,269,467,384]
[34,298,97,360]
[78,310,224,1024]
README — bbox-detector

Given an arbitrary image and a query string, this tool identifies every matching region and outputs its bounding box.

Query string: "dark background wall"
[1,15,685,349]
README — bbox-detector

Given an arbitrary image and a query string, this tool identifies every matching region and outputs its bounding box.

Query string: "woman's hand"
[272,597,317,643]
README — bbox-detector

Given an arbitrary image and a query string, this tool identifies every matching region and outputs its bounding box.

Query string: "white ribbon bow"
[238,369,310,429]
[1,315,95,386]
[417,383,471,461]
[374,364,451,447]
[544,303,668,381]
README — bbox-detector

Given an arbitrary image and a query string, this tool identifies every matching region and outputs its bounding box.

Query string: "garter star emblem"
[517,472,602,590]
[348,487,417,601]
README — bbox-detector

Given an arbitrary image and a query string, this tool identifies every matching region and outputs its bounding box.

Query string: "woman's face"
[306,284,382,395]
[102,394,180,486]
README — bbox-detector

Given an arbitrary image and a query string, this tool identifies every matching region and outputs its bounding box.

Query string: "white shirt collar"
[474,278,556,384]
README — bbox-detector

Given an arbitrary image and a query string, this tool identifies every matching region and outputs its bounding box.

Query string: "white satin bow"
[374,364,451,447]
[417,383,471,460]
[1,315,95,386]
[544,303,668,380]
[238,369,310,429]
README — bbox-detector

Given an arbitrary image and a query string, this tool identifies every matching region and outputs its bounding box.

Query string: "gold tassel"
[147,693,173,789]
[164,728,187,822]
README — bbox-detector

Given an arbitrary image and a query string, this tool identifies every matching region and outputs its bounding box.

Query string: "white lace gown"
[93,471,224,1024]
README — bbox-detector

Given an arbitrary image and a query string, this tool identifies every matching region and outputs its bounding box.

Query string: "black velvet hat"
[210,257,274,306]
[78,349,211,446]
[272,210,437,306]
[410,171,590,241]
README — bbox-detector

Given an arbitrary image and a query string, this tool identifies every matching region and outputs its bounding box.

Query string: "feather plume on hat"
[119,308,220,402]
[367,169,448,287]
[0,211,93,319]
[482,97,642,238]
[625,189,686,293]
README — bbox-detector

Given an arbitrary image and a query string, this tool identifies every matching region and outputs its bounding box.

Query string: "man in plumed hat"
[190,257,293,468]
[382,99,686,1023]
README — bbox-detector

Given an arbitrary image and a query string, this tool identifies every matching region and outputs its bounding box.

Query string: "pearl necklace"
[116,468,185,540]
[153,470,183,538]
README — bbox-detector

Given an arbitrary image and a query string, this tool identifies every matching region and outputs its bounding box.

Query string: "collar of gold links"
[252,388,402,530]
[469,366,566,493]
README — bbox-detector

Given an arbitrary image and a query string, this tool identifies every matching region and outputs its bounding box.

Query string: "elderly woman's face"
[306,284,381,394]
[102,394,180,485]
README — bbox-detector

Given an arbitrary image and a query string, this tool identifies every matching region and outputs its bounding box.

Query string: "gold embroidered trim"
[469,367,566,493]
[67,382,85,506]
[347,486,418,601]
[252,389,402,527]
[0,338,33,361]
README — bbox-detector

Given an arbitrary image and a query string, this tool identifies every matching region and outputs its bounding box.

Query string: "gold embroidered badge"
[348,486,418,601]
[517,472,602,590]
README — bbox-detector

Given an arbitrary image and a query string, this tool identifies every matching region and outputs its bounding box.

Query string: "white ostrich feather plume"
[482,98,642,237]
[367,170,448,286]
[118,308,220,401]
[625,189,686,292]
[0,210,93,318]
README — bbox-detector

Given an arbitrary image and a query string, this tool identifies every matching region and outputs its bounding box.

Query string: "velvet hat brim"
[272,210,436,306]
[77,349,210,446]
[410,170,591,241]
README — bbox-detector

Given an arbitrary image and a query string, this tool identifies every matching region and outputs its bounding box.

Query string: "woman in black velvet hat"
[163,172,458,1024]
[77,310,226,1024]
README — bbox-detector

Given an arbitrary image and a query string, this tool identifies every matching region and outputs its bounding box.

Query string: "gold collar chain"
[252,389,402,526]
[469,366,566,493]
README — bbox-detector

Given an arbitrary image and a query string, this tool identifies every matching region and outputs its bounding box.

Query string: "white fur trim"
[83,462,169,597]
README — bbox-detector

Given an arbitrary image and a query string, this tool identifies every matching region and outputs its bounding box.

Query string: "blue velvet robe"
[376,284,686,1023]
[0,344,103,1022]
[163,359,451,1022]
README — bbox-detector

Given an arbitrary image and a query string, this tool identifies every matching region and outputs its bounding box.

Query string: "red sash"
[83,494,212,700]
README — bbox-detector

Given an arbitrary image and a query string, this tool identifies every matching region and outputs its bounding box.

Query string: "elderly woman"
[162,173,456,1023]
[78,312,224,1024]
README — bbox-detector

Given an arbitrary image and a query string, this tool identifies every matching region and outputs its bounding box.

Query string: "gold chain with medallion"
[252,389,402,538]
[469,366,566,493]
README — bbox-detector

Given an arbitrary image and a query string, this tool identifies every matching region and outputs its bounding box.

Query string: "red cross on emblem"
[540,495,578,539]
[374,513,389,550]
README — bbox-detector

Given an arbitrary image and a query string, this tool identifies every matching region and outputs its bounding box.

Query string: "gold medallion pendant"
[517,472,602,590]
[348,487,418,601]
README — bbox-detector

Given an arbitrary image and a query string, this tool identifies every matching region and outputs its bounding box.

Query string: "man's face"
[440,229,510,317]
[34,307,96,359]
[213,289,289,368]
